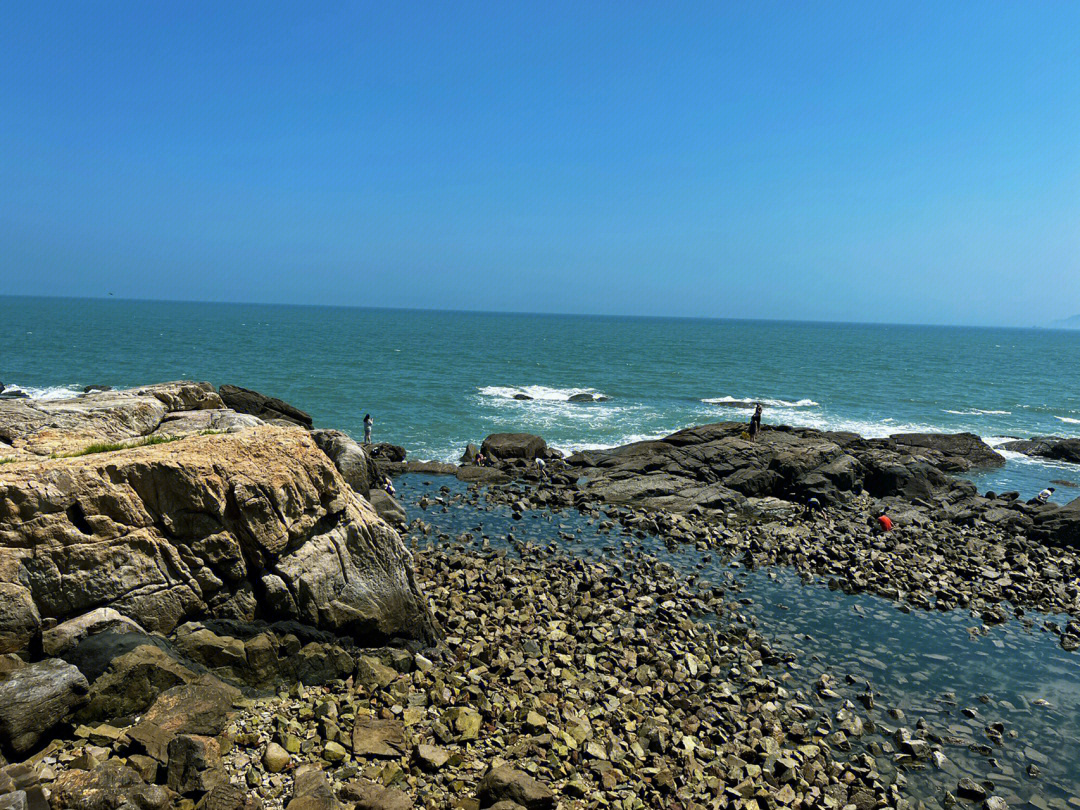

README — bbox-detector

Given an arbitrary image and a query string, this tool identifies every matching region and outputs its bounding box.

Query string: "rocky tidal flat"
[0,384,1078,810]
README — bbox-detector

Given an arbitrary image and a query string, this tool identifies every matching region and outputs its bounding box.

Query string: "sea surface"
[3,295,1080,502]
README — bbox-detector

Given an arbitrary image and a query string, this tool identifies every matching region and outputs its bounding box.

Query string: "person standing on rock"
[363,413,373,444]
[535,457,547,478]
[749,403,762,441]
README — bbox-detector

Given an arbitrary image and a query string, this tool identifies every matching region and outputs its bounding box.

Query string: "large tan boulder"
[0,425,437,649]
[0,381,223,457]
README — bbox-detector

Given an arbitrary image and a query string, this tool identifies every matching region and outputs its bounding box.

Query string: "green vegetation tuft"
[63,434,184,458]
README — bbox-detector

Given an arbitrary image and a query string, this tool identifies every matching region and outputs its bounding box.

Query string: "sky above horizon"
[2,2,1078,327]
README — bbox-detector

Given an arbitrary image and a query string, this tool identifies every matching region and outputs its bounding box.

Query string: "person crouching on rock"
[874,513,893,533]
[748,404,762,441]
[1030,486,1055,505]
[383,476,396,497]
[363,413,373,444]
[535,457,547,478]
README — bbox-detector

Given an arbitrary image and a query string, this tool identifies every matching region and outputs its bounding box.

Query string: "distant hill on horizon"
[1052,314,1080,329]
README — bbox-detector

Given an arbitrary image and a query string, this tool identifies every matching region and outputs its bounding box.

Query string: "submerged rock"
[1001,436,1080,464]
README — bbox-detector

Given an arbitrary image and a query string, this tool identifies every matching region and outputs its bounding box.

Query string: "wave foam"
[943,409,1012,416]
[478,385,606,402]
[2,384,84,401]
[702,395,819,408]
[1056,416,1080,425]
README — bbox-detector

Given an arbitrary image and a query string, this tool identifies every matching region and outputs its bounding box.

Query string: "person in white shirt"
[1035,486,1055,504]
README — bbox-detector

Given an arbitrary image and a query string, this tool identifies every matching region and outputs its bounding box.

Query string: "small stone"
[476,766,554,810]
[957,778,988,801]
[413,744,449,772]
[352,718,406,758]
[322,741,347,763]
[262,743,291,774]
[167,735,225,796]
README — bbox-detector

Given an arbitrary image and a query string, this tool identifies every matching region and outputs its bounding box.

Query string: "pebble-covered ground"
[23,474,1079,810]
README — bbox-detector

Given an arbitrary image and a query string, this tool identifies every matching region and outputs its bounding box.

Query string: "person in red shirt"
[876,514,893,532]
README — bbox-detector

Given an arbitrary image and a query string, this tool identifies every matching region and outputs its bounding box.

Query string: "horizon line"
[0,292,1069,333]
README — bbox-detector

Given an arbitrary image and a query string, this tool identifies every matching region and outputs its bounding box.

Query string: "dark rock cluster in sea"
[0,382,1078,810]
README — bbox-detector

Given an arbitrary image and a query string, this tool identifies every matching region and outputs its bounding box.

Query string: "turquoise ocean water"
[3,296,1080,502]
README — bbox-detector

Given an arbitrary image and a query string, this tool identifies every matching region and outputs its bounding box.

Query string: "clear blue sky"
[2,2,1078,326]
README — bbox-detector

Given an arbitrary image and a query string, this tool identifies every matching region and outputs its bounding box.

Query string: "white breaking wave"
[1056,416,1080,425]
[702,395,819,408]
[943,409,1012,416]
[478,385,607,402]
[1,384,84,401]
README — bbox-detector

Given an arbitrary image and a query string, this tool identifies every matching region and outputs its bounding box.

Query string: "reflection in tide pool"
[395,475,1080,808]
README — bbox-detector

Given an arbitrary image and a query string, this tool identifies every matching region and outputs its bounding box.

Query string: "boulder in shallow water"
[481,433,548,461]
[1001,436,1080,465]
[890,432,1005,467]
[369,443,406,462]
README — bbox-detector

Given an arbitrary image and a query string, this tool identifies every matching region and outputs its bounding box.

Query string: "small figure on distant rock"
[1030,486,1055,505]
[535,458,547,478]
[383,476,396,497]
[474,452,486,467]
[363,414,373,444]
[748,403,763,441]
[875,513,893,533]
[805,497,822,517]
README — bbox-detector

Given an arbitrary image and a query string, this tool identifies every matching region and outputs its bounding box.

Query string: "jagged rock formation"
[0,426,437,653]
[1001,436,1080,465]
[563,422,991,514]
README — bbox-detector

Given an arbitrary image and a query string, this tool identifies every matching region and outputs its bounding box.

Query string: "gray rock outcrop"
[481,433,548,461]
[217,385,313,428]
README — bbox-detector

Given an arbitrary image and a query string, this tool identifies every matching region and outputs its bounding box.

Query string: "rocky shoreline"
[0,383,1078,810]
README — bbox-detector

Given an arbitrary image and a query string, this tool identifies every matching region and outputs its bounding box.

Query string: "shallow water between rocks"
[394,474,1080,809]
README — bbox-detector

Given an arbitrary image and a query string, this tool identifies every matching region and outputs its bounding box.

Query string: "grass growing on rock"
[61,434,184,458]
